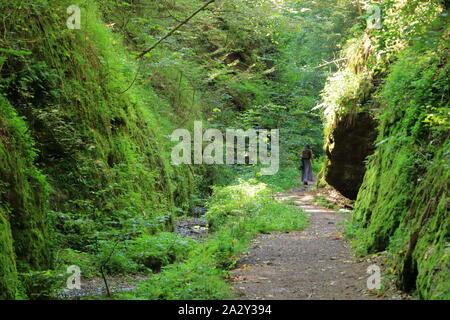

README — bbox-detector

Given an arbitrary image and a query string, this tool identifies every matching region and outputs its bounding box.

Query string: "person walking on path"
[301,145,314,185]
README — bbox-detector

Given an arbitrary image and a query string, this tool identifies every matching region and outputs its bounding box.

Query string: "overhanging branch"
[137,0,216,59]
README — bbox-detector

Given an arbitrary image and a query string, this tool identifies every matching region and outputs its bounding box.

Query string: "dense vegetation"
[0,0,448,300]
[320,0,449,299]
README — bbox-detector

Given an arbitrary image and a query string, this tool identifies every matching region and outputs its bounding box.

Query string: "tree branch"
[313,57,348,69]
[137,0,216,59]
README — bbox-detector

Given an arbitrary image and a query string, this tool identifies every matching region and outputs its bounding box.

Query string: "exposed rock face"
[324,112,377,200]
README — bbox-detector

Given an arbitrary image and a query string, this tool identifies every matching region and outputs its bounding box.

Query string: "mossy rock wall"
[323,111,377,199]
[0,209,17,299]
[0,96,51,298]
[321,1,449,299]
[0,0,199,295]
[0,0,196,223]
[352,44,449,299]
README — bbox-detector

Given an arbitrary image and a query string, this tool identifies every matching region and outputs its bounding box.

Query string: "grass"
[50,167,309,300]
[213,163,308,192]
[313,195,340,211]
[118,179,308,300]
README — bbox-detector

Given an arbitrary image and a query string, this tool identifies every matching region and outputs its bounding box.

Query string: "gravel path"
[230,186,388,300]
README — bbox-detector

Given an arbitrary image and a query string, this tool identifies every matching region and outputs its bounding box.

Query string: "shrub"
[18,270,65,300]
[125,179,307,300]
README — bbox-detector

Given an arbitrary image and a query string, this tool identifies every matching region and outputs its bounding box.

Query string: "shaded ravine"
[229,185,401,300]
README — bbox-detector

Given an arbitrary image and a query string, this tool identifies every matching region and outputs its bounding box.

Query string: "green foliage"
[55,248,97,279]
[0,209,17,299]
[8,0,448,301]
[206,179,272,230]
[93,232,197,276]
[124,256,232,300]
[126,233,196,272]
[321,0,450,299]
[55,232,197,279]
[0,0,203,298]
[0,0,196,230]
[123,179,307,300]
[17,270,65,300]
[0,95,52,299]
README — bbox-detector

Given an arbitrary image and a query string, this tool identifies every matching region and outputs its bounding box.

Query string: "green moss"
[322,1,449,299]
[0,95,52,296]
[0,208,17,299]
[397,149,449,299]
[0,1,202,296]
[0,96,52,267]
[0,0,197,231]
[350,40,449,298]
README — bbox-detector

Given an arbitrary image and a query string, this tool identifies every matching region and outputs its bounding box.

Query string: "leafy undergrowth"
[55,232,197,279]
[14,232,198,299]
[116,179,307,300]
[213,165,300,191]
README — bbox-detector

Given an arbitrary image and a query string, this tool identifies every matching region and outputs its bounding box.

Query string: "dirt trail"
[230,185,386,300]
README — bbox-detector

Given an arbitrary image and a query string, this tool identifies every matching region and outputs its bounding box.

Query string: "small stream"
[54,210,210,299]
[54,275,147,299]
[175,216,209,240]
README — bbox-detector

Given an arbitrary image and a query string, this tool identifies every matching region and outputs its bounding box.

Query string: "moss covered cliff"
[320,0,449,299]
[0,0,198,297]
[1,96,52,298]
